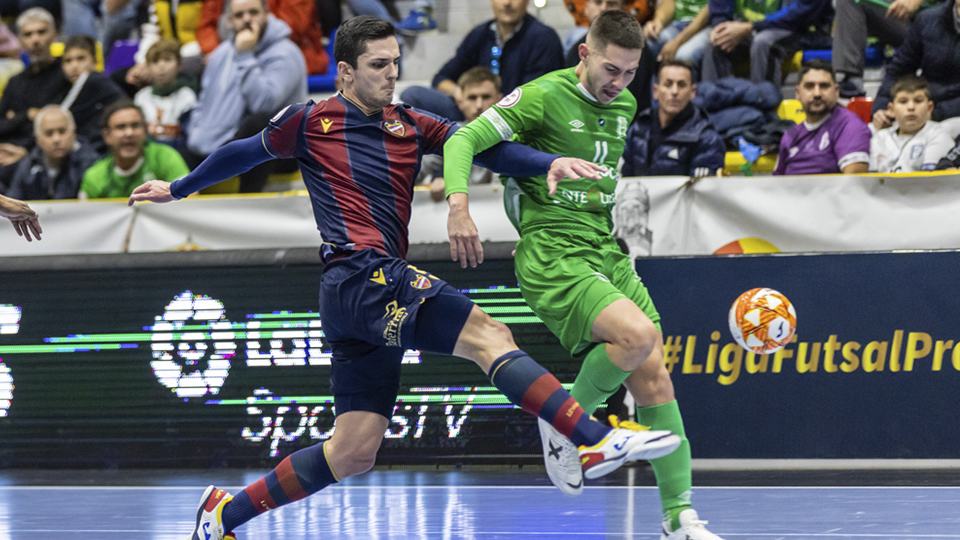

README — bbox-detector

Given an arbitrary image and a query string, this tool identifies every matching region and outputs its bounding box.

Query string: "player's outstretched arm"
[128,134,275,206]
[0,194,42,241]
[128,180,176,205]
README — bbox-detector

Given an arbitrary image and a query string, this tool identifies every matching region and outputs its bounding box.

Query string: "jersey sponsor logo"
[819,131,830,151]
[320,118,333,133]
[410,275,432,290]
[370,268,387,285]
[910,144,924,159]
[569,119,585,133]
[382,301,409,348]
[598,118,605,126]
[384,120,405,137]
[497,88,522,108]
[271,105,291,123]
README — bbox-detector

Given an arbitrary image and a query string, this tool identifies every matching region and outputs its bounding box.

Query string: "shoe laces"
[607,415,651,432]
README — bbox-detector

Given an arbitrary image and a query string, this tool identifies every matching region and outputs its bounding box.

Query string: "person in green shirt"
[443,10,723,540]
[79,100,189,199]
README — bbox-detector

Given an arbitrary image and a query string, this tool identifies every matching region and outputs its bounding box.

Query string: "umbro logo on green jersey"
[569,119,584,129]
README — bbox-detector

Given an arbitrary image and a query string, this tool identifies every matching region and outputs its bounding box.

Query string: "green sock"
[636,400,692,531]
[569,344,631,416]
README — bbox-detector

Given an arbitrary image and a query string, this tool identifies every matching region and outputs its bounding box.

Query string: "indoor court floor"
[0,467,957,539]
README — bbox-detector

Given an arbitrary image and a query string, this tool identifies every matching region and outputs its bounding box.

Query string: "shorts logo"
[370,269,387,285]
[384,120,405,137]
[382,301,409,347]
[320,118,333,133]
[411,275,432,290]
[497,88,522,108]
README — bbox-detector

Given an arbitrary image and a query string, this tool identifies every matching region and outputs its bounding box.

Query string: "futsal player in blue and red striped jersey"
[129,16,680,540]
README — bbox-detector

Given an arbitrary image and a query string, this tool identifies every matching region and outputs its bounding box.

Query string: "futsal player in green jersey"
[442,10,723,540]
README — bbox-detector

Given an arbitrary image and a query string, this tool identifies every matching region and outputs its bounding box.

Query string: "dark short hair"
[891,74,930,101]
[657,59,694,81]
[457,66,501,93]
[798,59,835,83]
[334,16,396,69]
[100,99,145,130]
[63,34,96,58]
[146,38,181,64]
[587,10,644,52]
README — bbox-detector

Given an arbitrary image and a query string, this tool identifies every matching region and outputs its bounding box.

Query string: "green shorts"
[514,227,661,357]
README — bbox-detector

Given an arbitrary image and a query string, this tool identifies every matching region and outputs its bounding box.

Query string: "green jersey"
[675,0,707,21]
[445,67,636,235]
[80,142,190,199]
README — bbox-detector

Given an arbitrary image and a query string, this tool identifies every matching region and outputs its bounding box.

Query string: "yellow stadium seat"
[777,99,805,124]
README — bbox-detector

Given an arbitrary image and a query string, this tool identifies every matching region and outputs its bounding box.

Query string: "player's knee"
[610,318,659,371]
[327,437,380,478]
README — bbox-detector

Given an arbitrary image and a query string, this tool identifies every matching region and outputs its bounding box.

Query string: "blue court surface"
[1,468,958,539]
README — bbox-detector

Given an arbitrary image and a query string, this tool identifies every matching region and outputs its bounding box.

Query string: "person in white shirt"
[870,75,955,173]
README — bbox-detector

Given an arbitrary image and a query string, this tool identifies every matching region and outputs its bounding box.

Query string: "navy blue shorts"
[320,249,475,418]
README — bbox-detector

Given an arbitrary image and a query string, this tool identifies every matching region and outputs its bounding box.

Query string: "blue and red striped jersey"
[262,93,456,261]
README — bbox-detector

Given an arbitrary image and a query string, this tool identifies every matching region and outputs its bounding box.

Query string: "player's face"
[581,41,641,105]
[890,89,932,135]
[584,0,625,24]
[653,65,695,118]
[36,110,75,162]
[18,20,55,62]
[229,0,268,36]
[457,81,501,123]
[62,48,96,84]
[344,37,400,111]
[148,54,180,89]
[796,69,838,119]
[491,0,529,27]
[103,108,147,161]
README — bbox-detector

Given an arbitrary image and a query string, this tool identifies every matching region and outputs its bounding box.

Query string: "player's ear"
[578,42,589,63]
[338,61,353,83]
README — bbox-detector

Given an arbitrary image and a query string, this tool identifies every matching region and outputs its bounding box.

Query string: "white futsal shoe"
[661,509,725,540]
[189,485,233,540]
[538,417,584,495]
[578,416,681,480]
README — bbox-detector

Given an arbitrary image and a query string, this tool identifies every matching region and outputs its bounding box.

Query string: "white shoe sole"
[584,433,682,480]
[537,418,584,496]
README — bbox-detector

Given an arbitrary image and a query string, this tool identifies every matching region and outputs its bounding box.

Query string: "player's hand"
[872,109,894,131]
[546,157,606,196]
[447,193,483,268]
[128,180,175,206]
[0,195,42,241]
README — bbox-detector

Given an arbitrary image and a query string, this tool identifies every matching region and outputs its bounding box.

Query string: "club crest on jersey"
[411,275,432,290]
[384,120,405,137]
[497,88,522,108]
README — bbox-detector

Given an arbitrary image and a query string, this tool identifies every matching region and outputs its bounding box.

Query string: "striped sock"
[488,350,609,447]
[221,441,339,533]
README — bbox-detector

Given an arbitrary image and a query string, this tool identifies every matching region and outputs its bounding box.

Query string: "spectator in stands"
[6,107,98,200]
[0,8,71,193]
[0,20,24,97]
[622,60,725,177]
[0,9,70,150]
[935,137,960,169]
[870,75,954,172]
[185,0,306,193]
[61,35,126,153]
[197,0,328,74]
[421,67,502,202]
[61,0,139,57]
[643,0,710,67]
[701,0,833,84]
[563,0,651,51]
[832,0,944,98]
[870,0,960,129]
[80,101,189,198]
[400,0,563,121]
[134,39,197,151]
[0,192,41,240]
[345,0,438,34]
[774,60,871,175]
[564,0,655,113]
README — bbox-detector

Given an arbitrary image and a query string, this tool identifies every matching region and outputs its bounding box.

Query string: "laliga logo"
[150,291,235,399]
[0,305,20,419]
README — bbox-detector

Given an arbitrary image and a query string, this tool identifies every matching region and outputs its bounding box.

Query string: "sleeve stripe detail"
[261,130,278,158]
[838,152,869,170]
[482,108,514,141]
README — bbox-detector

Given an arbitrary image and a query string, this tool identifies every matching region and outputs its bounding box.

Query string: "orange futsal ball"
[728,288,797,354]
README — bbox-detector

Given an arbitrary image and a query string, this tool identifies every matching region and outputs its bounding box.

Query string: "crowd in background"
[0,0,959,205]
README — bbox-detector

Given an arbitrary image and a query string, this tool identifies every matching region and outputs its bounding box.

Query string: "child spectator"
[133,39,197,150]
[61,35,126,154]
[870,75,955,173]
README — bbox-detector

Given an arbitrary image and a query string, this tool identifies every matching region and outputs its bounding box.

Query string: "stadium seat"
[307,29,337,93]
[104,39,139,74]
[800,46,884,68]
